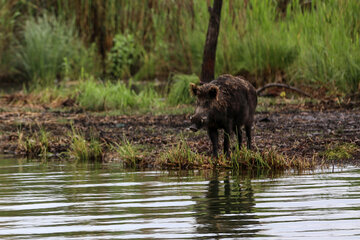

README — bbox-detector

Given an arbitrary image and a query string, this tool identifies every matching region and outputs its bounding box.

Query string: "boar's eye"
[201,116,207,123]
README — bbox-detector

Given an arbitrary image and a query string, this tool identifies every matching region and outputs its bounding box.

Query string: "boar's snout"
[189,124,199,132]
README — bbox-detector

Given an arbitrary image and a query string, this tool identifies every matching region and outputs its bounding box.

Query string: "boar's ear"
[190,83,198,96]
[208,85,219,100]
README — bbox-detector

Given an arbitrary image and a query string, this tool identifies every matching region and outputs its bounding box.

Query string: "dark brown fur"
[190,74,257,156]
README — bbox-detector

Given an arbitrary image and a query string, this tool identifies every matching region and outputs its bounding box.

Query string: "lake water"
[0,157,360,239]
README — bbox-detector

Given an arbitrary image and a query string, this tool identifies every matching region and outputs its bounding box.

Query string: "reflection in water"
[194,172,259,238]
[0,158,360,239]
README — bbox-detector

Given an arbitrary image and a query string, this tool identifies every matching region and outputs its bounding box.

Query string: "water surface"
[0,157,360,239]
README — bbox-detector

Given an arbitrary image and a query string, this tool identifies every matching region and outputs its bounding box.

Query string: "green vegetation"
[1,0,359,97]
[67,127,103,161]
[76,79,162,112]
[158,139,211,169]
[157,140,315,170]
[13,14,97,88]
[228,146,315,170]
[321,143,358,161]
[12,121,318,170]
[18,127,50,159]
[111,137,142,168]
[0,0,18,75]
[167,74,199,106]
[107,33,144,79]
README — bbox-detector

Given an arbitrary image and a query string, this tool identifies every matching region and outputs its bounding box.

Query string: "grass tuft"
[18,127,50,159]
[111,137,141,168]
[158,139,210,169]
[67,127,103,162]
[321,142,358,161]
[226,145,315,170]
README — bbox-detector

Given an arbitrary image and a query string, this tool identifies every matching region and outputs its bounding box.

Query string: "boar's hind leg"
[208,128,219,157]
[245,125,252,149]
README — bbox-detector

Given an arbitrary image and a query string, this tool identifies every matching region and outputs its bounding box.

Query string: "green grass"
[167,74,199,106]
[157,139,211,169]
[157,140,315,170]
[12,14,97,88]
[0,0,18,75]
[76,79,163,112]
[228,145,315,170]
[18,127,51,159]
[2,0,360,96]
[285,0,360,94]
[111,137,142,168]
[67,127,103,162]
[321,142,358,161]
[256,96,318,113]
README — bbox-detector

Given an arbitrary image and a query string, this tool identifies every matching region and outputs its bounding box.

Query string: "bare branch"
[256,83,312,98]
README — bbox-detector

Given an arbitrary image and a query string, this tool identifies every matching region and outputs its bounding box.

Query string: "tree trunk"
[200,0,223,83]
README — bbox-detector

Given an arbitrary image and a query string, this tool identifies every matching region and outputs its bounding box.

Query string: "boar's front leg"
[208,128,219,157]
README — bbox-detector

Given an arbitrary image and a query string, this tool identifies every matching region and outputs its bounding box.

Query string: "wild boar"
[189,74,257,156]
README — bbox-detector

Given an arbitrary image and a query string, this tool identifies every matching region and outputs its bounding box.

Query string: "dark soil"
[1,97,360,167]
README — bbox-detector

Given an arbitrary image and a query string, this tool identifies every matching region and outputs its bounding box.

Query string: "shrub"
[107,33,144,79]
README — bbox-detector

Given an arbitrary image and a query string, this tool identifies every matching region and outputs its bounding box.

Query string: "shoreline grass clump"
[67,127,103,162]
[157,142,315,170]
[158,140,211,169]
[228,146,284,170]
[226,145,315,171]
[321,142,358,161]
[18,127,50,159]
[111,137,141,168]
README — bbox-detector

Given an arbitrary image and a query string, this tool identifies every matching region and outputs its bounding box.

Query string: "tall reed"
[0,0,18,75]
[2,0,360,94]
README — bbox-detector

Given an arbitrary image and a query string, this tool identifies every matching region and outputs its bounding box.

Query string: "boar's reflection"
[193,173,260,238]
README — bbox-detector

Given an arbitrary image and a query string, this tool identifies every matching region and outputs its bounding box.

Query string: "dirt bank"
[0,98,359,167]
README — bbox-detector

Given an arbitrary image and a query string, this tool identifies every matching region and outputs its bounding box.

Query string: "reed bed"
[0,0,359,95]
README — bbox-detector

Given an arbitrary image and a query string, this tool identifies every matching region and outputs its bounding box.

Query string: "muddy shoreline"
[1,99,360,168]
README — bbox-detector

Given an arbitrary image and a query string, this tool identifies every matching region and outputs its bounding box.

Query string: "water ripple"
[0,159,360,239]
